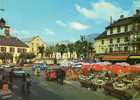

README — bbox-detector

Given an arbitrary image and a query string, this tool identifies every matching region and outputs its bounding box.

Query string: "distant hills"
[85,33,99,43]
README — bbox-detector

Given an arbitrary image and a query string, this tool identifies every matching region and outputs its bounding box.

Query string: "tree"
[67,43,75,59]
[0,52,13,63]
[45,46,55,58]
[56,44,67,59]
[38,45,45,58]
[18,53,36,64]
[74,38,93,59]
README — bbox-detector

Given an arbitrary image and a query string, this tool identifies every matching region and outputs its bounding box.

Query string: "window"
[117,38,120,43]
[32,48,34,52]
[102,40,104,44]
[117,47,120,51]
[124,37,129,42]
[125,25,128,32]
[23,49,27,53]
[110,39,113,43]
[117,26,121,33]
[17,48,22,53]
[124,46,128,51]
[110,28,113,34]
[1,47,6,52]
[109,48,113,52]
[10,48,15,52]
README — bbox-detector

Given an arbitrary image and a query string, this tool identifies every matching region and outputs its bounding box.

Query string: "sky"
[0,0,138,43]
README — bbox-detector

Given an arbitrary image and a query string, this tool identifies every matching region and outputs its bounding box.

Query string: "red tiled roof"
[0,35,28,47]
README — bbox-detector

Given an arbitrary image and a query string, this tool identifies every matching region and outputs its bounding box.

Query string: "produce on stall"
[78,62,140,99]
[65,67,79,80]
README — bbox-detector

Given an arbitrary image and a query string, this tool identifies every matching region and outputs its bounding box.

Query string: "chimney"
[120,15,124,19]
[4,26,10,37]
[136,9,140,15]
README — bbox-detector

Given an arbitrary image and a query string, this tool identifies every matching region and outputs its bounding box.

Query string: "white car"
[1,65,10,68]
[13,68,26,78]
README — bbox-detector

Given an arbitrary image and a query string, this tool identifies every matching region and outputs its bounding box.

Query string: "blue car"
[32,63,47,70]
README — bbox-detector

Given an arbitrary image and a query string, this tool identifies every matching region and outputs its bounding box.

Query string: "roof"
[95,31,107,40]
[106,15,140,29]
[95,31,131,40]
[0,35,28,47]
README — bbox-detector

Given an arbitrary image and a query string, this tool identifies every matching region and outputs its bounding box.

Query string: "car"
[1,65,10,68]
[32,63,47,70]
[12,68,27,78]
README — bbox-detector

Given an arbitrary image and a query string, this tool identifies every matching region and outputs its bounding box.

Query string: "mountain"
[85,33,100,43]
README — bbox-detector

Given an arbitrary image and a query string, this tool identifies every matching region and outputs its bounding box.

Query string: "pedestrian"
[60,68,65,85]
[56,68,65,85]
[21,73,26,93]
[0,71,3,89]
[9,69,14,90]
[26,73,32,94]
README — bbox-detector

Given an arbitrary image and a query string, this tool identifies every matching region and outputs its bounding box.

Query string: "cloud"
[69,22,90,30]
[12,29,34,39]
[75,4,97,19]
[56,20,67,27]
[44,28,55,36]
[56,20,90,31]
[75,1,129,21]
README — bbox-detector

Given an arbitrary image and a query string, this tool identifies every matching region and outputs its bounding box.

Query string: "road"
[10,77,65,100]
[10,68,140,100]
[32,71,119,100]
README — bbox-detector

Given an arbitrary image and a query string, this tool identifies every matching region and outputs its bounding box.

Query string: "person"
[9,69,14,89]
[21,73,26,93]
[26,73,32,94]
[56,68,65,85]
[60,68,65,85]
[0,72,3,89]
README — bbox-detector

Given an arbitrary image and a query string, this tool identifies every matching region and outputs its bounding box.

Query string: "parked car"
[32,63,47,70]
[1,65,10,68]
[12,68,27,78]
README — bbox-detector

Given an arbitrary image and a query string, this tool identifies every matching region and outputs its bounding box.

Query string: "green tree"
[45,46,55,58]
[0,52,13,63]
[74,37,93,59]
[18,53,36,64]
[38,45,45,58]
[56,44,67,59]
[67,43,75,59]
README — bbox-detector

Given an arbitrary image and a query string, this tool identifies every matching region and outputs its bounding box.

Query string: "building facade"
[95,10,140,63]
[25,36,47,55]
[0,35,29,64]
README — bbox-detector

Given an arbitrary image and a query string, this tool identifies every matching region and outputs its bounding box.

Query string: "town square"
[0,0,140,100]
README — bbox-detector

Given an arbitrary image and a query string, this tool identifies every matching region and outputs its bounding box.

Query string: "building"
[0,27,28,64]
[95,10,140,63]
[25,36,47,55]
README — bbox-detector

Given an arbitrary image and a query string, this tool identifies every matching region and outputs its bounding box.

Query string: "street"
[10,74,65,100]
[8,69,118,100]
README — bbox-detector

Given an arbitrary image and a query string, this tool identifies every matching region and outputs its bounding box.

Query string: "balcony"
[129,51,140,55]
[106,50,129,55]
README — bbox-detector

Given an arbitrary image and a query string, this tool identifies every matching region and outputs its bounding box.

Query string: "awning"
[129,56,140,59]
[102,55,128,61]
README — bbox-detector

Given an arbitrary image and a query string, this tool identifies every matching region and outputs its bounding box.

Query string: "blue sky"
[0,0,138,42]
